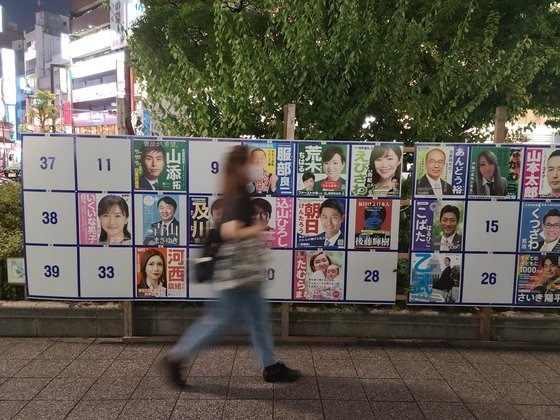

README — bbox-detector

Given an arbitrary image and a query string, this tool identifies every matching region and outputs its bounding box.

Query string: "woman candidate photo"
[471,150,507,196]
[98,195,131,245]
[137,249,167,296]
[366,144,402,197]
[314,146,346,193]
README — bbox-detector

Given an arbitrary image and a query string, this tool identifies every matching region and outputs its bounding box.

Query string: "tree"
[129,0,560,144]
[27,90,60,133]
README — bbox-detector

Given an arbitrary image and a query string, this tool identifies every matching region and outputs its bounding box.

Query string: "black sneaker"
[162,355,185,388]
[263,362,300,383]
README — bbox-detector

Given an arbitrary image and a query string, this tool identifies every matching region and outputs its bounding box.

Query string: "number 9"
[211,161,219,174]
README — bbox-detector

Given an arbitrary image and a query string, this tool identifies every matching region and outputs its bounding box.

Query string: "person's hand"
[253,217,267,232]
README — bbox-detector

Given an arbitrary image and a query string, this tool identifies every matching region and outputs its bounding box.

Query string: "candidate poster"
[414,144,468,198]
[516,254,560,306]
[469,146,522,199]
[293,250,345,301]
[251,197,294,248]
[409,253,462,304]
[189,196,223,245]
[133,139,187,191]
[245,142,294,196]
[78,193,132,245]
[412,200,464,252]
[519,202,560,252]
[353,199,393,249]
[297,143,349,196]
[296,198,346,248]
[523,147,560,200]
[136,194,185,246]
[135,248,186,298]
[350,143,403,198]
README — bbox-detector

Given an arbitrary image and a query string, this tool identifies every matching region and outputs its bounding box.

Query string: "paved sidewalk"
[1,338,560,419]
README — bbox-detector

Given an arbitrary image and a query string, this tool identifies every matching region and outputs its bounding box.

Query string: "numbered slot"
[76,137,132,191]
[26,246,78,298]
[24,192,77,244]
[22,135,75,190]
[263,250,292,300]
[464,201,520,252]
[188,140,241,194]
[79,247,133,298]
[462,254,516,304]
[345,251,397,302]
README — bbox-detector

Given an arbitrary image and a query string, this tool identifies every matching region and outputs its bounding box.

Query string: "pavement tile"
[36,342,89,360]
[77,343,126,360]
[347,346,390,361]
[117,344,163,360]
[534,382,560,404]
[362,378,415,402]
[222,399,273,419]
[0,359,32,377]
[464,402,523,420]
[404,379,460,402]
[3,342,53,359]
[83,376,142,400]
[322,399,374,420]
[13,400,75,419]
[227,376,273,399]
[34,377,95,401]
[0,378,51,400]
[231,355,262,376]
[275,345,313,360]
[420,347,466,364]
[102,359,152,377]
[131,375,182,399]
[196,345,237,361]
[0,400,27,418]
[0,338,22,346]
[513,404,560,419]
[432,361,484,382]
[513,363,560,383]
[273,399,323,419]
[118,398,176,419]
[494,382,552,405]
[532,351,560,367]
[273,376,320,400]
[58,359,112,377]
[317,377,366,400]
[370,401,424,419]
[310,345,350,359]
[66,399,126,420]
[418,401,475,420]
[384,346,428,362]
[473,363,526,383]
[458,349,503,364]
[353,358,399,379]
[495,350,545,365]
[14,359,71,378]
[146,355,193,377]
[314,358,357,377]
[0,377,7,386]
[171,398,225,419]
[58,337,96,344]
[394,360,442,380]
[180,376,229,399]
[447,380,502,403]
[189,356,234,376]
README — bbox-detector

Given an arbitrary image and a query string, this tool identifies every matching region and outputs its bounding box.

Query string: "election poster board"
[410,143,560,307]
[22,135,401,303]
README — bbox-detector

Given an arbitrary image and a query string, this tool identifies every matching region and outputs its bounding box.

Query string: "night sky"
[1,0,69,31]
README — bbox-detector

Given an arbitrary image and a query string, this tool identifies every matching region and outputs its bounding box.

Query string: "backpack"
[194,227,223,283]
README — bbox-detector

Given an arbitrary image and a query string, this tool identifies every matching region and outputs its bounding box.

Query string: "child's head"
[302,172,315,191]
[326,264,339,280]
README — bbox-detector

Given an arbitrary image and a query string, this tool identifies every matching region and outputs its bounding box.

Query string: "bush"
[0,181,23,259]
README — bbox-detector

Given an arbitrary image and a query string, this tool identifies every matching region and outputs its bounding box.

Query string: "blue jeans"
[168,287,278,368]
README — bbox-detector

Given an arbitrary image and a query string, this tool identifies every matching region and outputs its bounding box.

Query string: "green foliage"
[130,0,560,142]
[27,90,60,133]
[0,181,23,259]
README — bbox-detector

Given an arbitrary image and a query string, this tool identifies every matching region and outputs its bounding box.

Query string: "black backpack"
[195,227,223,282]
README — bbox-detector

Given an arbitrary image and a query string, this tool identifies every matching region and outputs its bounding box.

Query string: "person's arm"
[220,220,264,241]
